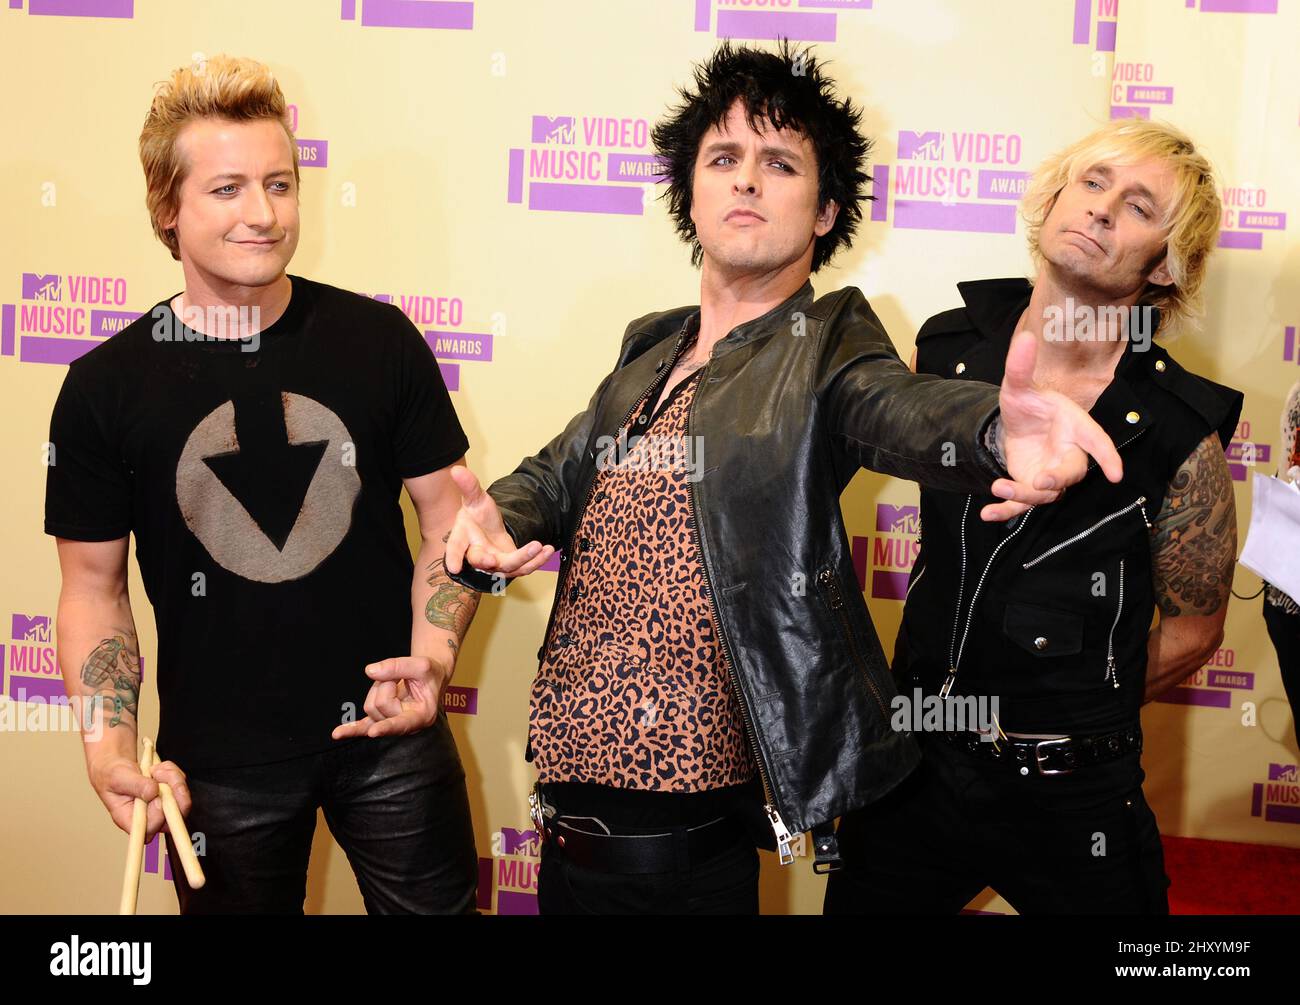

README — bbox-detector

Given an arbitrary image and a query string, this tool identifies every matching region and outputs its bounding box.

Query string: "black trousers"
[535,782,762,915]
[1264,596,1300,740]
[824,732,1170,915]
[165,715,477,914]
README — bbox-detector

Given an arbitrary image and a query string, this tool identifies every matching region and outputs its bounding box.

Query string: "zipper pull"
[1106,656,1119,689]
[939,672,956,699]
[765,804,796,865]
[1136,496,1151,529]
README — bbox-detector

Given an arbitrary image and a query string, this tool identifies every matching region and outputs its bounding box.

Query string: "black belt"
[934,724,1142,776]
[536,794,748,874]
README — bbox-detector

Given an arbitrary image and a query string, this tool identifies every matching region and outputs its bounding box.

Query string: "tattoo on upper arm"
[424,531,478,641]
[80,630,140,728]
[1150,433,1236,617]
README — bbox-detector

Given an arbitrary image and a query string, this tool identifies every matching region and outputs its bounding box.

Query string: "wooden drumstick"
[151,749,205,889]
[118,735,154,915]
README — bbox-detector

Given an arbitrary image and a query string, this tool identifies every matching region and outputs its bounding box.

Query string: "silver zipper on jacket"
[942,499,1037,698]
[684,349,796,864]
[1020,496,1150,570]
[1105,558,1125,688]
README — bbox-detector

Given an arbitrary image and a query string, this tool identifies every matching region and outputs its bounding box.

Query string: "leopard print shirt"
[528,366,757,791]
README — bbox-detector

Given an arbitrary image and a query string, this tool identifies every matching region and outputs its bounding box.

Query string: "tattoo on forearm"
[424,532,478,642]
[79,631,141,728]
[1150,433,1236,617]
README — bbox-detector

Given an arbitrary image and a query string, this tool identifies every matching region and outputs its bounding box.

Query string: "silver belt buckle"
[528,783,547,838]
[1034,736,1074,776]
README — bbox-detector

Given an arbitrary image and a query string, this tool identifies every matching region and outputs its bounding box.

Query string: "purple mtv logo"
[898,131,944,161]
[875,504,919,535]
[500,827,540,856]
[22,274,60,301]
[12,614,52,644]
[1269,764,1298,782]
[531,116,574,144]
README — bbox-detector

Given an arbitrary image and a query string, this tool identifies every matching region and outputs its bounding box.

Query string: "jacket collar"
[951,277,1161,451]
[662,279,816,366]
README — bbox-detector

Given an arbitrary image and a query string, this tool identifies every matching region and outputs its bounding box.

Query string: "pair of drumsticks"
[119,736,205,914]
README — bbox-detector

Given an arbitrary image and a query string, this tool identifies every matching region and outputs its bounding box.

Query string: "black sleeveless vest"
[893,278,1243,733]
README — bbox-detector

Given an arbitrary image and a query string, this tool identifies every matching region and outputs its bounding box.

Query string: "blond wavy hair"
[1022,119,1220,333]
[139,55,298,261]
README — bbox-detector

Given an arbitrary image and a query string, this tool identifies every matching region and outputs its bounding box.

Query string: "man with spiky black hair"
[434,42,1125,914]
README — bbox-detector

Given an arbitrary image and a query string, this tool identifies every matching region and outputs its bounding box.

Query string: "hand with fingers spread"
[444,465,556,581]
[89,753,192,841]
[981,330,1125,522]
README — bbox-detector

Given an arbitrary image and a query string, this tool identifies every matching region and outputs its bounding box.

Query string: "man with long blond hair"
[825,119,1244,914]
[44,55,479,913]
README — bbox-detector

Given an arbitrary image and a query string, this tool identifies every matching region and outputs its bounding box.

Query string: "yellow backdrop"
[1,0,1296,915]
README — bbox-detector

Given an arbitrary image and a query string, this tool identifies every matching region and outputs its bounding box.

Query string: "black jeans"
[824,732,1170,915]
[164,715,477,914]
[1264,596,1300,740]
[535,782,761,915]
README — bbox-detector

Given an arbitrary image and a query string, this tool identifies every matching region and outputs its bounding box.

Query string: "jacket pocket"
[1002,601,1085,658]
[815,565,891,723]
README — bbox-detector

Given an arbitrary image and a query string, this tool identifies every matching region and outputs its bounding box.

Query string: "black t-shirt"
[44,275,469,772]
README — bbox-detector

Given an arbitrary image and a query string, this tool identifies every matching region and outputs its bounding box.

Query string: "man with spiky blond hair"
[825,119,1244,915]
[45,55,478,914]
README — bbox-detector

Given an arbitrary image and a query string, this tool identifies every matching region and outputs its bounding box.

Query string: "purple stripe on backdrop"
[443,685,478,715]
[799,0,872,8]
[507,148,524,203]
[361,0,472,29]
[438,361,459,391]
[1207,669,1254,690]
[1072,0,1090,43]
[871,571,908,601]
[1154,686,1232,707]
[145,833,160,874]
[716,10,837,41]
[296,139,328,168]
[1226,442,1271,463]
[425,330,492,362]
[694,0,709,30]
[1110,105,1150,120]
[1218,231,1263,249]
[1265,804,1300,824]
[341,0,356,18]
[1,304,14,355]
[528,182,644,215]
[1286,326,1297,361]
[90,310,139,338]
[607,153,667,184]
[19,335,103,365]
[870,166,889,222]
[1252,783,1264,816]
[496,890,538,915]
[977,170,1030,200]
[10,0,23,9]
[29,0,132,15]
[1237,211,1286,230]
[1127,85,1173,104]
[1201,0,1278,11]
[893,200,1017,234]
[8,677,66,702]
[1095,20,1117,51]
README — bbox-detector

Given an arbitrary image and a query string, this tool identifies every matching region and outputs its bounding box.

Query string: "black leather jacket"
[485,280,1008,852]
